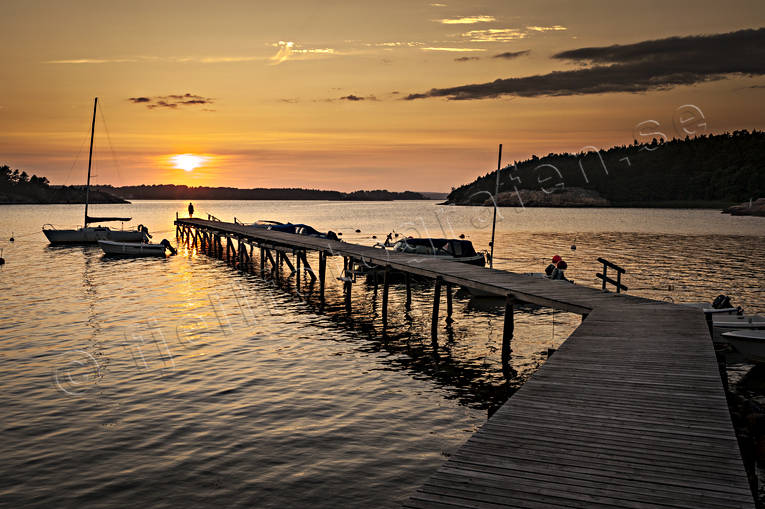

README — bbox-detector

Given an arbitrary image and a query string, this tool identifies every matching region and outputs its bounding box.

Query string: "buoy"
[355,229,361,233]
[372,235,377,239]
[571,244,576,250]
[0,248,4,265]
[9,232,14,242]
[338,232,343,236]
[459,233,465,239]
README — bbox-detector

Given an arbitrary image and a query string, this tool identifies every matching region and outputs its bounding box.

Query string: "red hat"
[552,255,562,264]
[556,260,568,270]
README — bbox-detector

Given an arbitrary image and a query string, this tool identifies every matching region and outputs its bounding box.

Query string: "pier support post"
[300,252,317,282]
[296,252,301,287]
[405,272,412,311]
[382,266,390,328]
[446,283,453,324]
[260,245,265,273]
[281,251,296,275]
[431,277,442,339]
[319,252,326,300]
[343,257,352,312]
[502,296,514,379]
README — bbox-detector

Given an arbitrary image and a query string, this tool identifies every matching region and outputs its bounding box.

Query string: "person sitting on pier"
[545,255,562,277]
[551,259,568,281]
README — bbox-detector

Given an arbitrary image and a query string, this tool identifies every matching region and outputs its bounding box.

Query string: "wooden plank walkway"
[175,218,755,508]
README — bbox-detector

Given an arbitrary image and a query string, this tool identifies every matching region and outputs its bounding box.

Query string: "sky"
[1,0,764,192]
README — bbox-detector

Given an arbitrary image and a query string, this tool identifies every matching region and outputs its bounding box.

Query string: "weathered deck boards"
[175,218,754,508]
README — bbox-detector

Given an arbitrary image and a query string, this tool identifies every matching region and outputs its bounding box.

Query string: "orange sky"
[1,0,764,191]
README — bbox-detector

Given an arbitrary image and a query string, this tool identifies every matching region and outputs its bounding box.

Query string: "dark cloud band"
[406,28,765,100]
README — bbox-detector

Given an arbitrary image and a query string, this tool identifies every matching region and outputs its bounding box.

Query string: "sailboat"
[43,97,147,244]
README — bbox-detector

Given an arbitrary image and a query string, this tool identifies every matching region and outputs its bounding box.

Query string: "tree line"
[446,130,765,206]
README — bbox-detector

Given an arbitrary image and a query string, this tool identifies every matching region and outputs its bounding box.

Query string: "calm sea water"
[0,200,763,508]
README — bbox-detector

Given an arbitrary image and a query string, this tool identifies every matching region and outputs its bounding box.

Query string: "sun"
[172,153,205,172]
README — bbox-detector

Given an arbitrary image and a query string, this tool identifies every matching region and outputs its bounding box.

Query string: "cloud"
[526,25,567,32]
[422,47,485,52]
[269,41,335,64]
[406,28,765,100]
[270,41,295,64]
[493,50,530,59]
[437,15,495,24]
[461,28,527,42]
[338,94,377,101]
[128,93,214,109]
[45,58,139,64]
[455,56,480,62]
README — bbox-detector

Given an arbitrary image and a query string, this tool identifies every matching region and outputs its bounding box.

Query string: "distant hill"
[419,191,449,200]
[0,165,128,204]
[99,185,426,201]
[444,130,765,207]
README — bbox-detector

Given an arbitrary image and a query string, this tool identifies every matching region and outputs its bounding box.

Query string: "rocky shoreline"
[723,198,765,217]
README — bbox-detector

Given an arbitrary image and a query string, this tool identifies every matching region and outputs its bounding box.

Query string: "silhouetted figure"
[545,255,562,277]
[188,202,194,217]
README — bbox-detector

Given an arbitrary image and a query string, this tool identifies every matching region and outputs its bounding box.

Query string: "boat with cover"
[352,237,485,282]
[42,97,147,245]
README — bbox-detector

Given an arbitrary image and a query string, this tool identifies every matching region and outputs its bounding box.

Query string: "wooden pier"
[175,217,755,508]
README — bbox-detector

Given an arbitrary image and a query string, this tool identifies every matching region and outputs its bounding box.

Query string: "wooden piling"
[319,251,326,300]
[431,277,442,338]
[502,296,514,379]
[382,266,390,327]
[446,283,453,324]
[405,272,412,310]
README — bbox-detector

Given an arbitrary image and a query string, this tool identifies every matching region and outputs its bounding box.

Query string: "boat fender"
[160,239,177,255]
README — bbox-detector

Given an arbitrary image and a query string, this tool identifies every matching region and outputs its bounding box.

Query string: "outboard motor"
[137,224,152,242]
[160,239,177,255]
[712,294,732,309]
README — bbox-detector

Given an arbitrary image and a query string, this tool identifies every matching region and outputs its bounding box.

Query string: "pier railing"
[596,257,627,293]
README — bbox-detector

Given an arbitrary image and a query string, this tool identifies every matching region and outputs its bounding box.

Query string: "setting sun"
[172,153,205,172]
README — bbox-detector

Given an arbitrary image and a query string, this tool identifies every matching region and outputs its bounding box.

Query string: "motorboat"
[266,222,339,240]
[42,97,146,245]
[98,239,177,257]
[385,238,485,266]
[353,237,485,282]
[251,220,284,228]
[721,330,765,363]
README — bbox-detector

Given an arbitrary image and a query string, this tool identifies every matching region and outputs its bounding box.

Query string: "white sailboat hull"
[98,240,167,257]
[44,227,145,244]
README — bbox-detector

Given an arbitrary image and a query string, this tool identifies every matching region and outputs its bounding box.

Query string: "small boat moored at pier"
[98,239,176,257]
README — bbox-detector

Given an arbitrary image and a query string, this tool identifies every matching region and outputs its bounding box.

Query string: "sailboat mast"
[83,97,97,226]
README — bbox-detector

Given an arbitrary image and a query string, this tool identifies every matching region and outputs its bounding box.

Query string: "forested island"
[0,165,128,204]
[98,185,426,201]
[444,130,764,209]
[0,166,427,203]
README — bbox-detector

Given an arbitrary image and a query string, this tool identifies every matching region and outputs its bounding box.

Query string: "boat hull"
[98,240,166,257]
[44,227,145,245]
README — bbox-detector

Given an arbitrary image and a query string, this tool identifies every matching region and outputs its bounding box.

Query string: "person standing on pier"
[188,202,194,217]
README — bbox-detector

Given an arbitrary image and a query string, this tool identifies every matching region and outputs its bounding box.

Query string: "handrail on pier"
[596,257,627,293]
